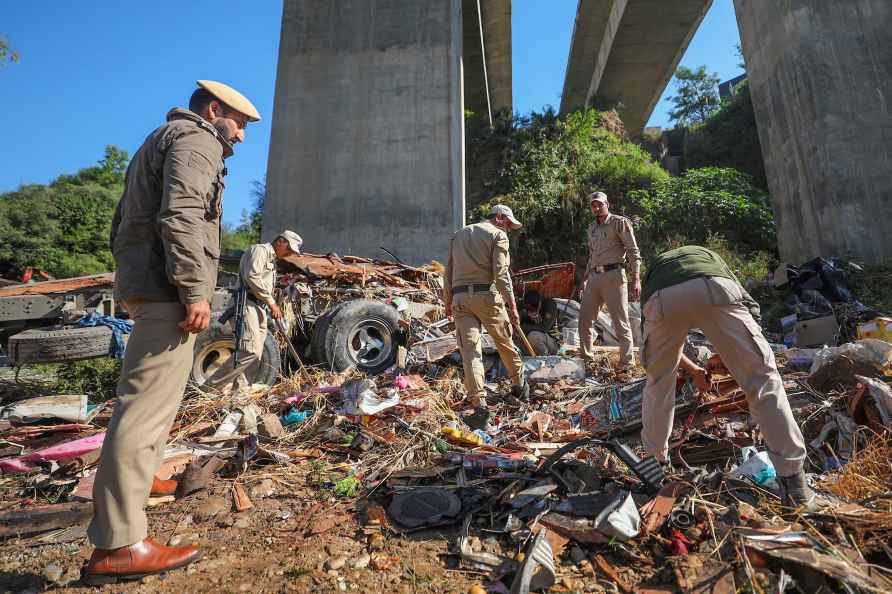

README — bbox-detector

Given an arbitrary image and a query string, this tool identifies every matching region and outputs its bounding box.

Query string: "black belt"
[451,284,493,296]
[591,263,622,274]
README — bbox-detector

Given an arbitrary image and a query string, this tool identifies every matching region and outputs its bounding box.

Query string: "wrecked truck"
[0,253,444,389]
[1,253,637,388]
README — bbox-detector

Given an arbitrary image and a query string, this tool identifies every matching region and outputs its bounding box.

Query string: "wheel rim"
[191,338,235,385]
[346,318,393,369]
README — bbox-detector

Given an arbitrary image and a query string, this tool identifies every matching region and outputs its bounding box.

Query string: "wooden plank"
[0,502,93,538]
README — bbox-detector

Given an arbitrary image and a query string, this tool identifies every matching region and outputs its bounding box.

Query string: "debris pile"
[2,258,892,592]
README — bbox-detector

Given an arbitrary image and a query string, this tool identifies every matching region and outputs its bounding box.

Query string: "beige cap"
[490,204,522,230]
[589,191,608,204]
[196,80,261,122]
[277,230,303,254]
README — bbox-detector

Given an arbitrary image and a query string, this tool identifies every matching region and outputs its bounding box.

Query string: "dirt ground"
[0,483,486,594]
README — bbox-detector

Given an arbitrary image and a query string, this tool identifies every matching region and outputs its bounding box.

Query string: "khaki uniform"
[444,221,524,402]
[640,275,807,476]
[207,243,277,388]
[578,214,640,369]
[89,108,228,550]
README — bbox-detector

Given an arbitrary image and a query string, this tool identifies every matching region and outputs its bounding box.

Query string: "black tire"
[190,321,281,389]
[7,326,115,365]
[323,299,403,374]
[308,302,348,365]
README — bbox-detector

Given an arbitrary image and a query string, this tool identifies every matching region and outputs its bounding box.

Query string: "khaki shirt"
[585,214,641,278]
[444,221,513,304]
[240,243,276,306]
[111,108,229,304]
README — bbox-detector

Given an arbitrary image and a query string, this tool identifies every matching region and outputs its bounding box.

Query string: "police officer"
[444,205,529,426]
[208,231,303,390]
[84,81,260,584]
[578,191,641,372]
[639,245,815,510]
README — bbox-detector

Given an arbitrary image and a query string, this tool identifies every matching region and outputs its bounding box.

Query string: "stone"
[216,513,235,528]
[367,532,385,550]
[42,563,64,583]
[259,413,284,438]
[569,545,587,565]
[250,479,276,499]
[234,517,252,529]
[194,496,229,521]
[351,552,371,569]
[326,556,348,571]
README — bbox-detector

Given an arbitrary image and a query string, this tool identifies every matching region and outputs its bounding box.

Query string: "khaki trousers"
[640,276,806,476]
[207,302,268,389]
[89,302,195,549]
[453,291,524,402]
[578,268,634,368]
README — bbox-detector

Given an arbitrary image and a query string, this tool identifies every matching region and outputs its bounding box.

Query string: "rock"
[259,413,284,438]
[42,563,64,583]
[367,532,385,550]
[351,552,371,569]
[250,479,276,499]
[569,545,587,565]
[234,517,252,529]
[326,556,348,571]
[216,513,235,527]
[194,496,229,521]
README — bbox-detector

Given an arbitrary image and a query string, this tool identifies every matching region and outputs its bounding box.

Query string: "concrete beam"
[735,0,892,264]
[560,0,628,115]
[263,0,464,265]
[561,0,712,134]
[462,0,512,122]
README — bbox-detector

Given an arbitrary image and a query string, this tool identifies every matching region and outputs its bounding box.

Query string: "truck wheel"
[190,321,281,389]
[7,326,115,365]
[308,302,347,365]
[323,299,402,375]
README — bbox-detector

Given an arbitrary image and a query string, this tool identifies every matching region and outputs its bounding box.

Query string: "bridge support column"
[736,0,892,264]
[263,0,465,265]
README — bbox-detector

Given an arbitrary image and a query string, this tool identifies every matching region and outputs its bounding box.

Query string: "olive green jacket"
[110,108,229,304]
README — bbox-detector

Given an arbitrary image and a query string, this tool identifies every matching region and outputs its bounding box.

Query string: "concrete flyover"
[263,0,511,265]
[463,0,512,124]
[560,0,712,134]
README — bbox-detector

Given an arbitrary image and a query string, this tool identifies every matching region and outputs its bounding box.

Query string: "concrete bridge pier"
[735,0,892,264]
[263,0,465,265]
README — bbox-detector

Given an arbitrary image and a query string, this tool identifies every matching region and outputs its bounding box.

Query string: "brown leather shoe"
[150,476,178,497]
[82,537,201,585]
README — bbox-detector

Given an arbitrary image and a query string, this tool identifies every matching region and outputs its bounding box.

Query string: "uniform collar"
[596,213,614,226]
[166,108,234,158]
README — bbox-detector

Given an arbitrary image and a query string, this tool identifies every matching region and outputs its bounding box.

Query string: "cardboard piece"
[794,315,839,347]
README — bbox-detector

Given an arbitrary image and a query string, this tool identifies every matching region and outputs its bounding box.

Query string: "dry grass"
[818,430,892,503]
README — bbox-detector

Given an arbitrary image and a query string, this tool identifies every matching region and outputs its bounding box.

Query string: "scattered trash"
[3,254,892,593]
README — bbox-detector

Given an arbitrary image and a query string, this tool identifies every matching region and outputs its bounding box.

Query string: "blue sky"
[0,0,742,227]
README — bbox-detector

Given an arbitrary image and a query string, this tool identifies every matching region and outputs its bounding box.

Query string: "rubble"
[2,260,892,593]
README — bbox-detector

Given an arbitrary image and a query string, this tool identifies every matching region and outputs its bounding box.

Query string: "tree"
[0,147,127,279]
[0,36,19,67]
[683,81,767,189]
[629,167,776,257]
[668,66,721,126]
[468,108,668,268]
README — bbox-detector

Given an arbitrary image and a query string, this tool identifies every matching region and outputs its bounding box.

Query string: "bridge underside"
[463,0,511,123]
[561,0,712,134]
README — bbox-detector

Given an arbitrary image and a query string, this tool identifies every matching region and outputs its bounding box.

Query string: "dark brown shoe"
[150,476,178,497]
[82,537,202,585]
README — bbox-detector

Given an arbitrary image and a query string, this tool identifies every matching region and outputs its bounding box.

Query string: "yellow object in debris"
[857,317,892,341]
[441,426,484,447]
